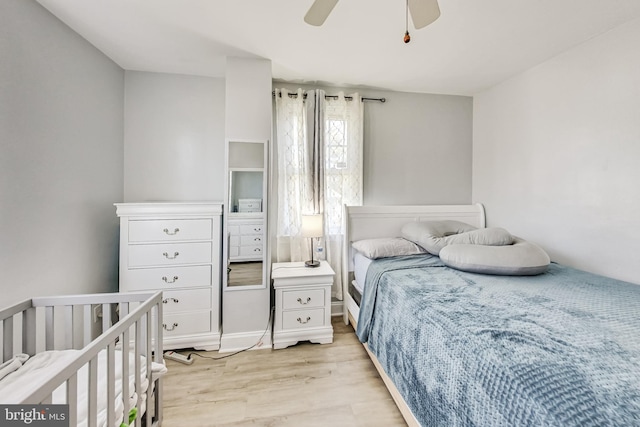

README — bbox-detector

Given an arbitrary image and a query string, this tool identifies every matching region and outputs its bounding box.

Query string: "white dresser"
[115,202,223,351]
[228,215,264,262]
[271,261,334,349]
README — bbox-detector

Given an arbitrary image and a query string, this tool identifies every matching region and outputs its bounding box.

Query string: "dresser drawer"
[129,219,212,242]
[123,265,211,291]
[282,289,325,310]
[239,245,262,257]
[162,288,211,313]
[228,245,240,257]
[128,242,211,267]
[282,308,325,330]
[238,199,262,213]
[240,224,264,235]
[240,235,263,246]
[162,311,211,337]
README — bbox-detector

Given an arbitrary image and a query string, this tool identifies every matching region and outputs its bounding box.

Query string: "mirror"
[224,141,267,289]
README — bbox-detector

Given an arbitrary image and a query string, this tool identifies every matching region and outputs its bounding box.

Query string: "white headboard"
[345,204,485,243]
[342,203,485,319]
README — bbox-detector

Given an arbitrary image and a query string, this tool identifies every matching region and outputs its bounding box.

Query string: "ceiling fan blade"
[304,0,339,26]
[408,0,441,29]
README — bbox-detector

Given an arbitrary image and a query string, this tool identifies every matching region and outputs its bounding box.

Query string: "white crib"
[0,291,165,427]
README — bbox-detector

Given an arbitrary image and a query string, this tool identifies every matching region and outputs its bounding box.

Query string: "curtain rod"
[272,90,386,103]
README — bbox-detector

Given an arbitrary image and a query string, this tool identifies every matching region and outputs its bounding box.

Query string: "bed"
[0,291,166,427]
[342,204,640,426]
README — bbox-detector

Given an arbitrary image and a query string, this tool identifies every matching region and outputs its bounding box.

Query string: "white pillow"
[402,220,513,255]
[439,237,550,276]
[352,237,427,259]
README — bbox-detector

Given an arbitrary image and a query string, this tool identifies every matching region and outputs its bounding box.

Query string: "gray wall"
[124,71,225,201]
[273,82,473,206]
[1,0,124,305]
[222,58,273,342]
[473,18,640,285]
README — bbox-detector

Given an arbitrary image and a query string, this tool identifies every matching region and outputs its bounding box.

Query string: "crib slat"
[88,357,98,427]
[67,373,78,427]
[3,316,13,361]
[83,305,92,346]
[22,307,36,355]
[153,301,164,425]
[122,328,131,421]
[45,306,54,350]
[142,311,152,425]
[135,319,142,427]
[102,303,111,332]
[106,343,116,427]
[64,306,73,349]
[120,302,129,318]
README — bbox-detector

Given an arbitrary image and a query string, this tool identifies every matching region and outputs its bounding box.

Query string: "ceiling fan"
[304,0,441,30]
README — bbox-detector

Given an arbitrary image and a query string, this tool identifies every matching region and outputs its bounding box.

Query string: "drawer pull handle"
[162,275,179,283]
[297,297,311,305]
[163,228,180,235]
[162,298,179,304]
[163,252,179,259]
[254,248,261,252]
[254,237,261,242]
[297,317,311,324]
[254,228,261,232]
[163,322,178,331]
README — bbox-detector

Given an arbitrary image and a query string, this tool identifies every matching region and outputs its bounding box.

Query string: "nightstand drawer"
[282,308,325,330]
[162,311,211,337]
[128,242,212,267]
[282,289,325,310]
[124,265,211,290]
[129,219,212,242]
[162,289,211,313]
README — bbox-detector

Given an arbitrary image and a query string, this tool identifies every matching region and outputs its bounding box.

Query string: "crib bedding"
[0,348,167,427]
[356,255,640,426]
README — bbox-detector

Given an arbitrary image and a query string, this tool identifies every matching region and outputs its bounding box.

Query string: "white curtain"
[274,88,363,300]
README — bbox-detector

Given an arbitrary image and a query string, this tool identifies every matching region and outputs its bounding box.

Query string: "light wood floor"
[227,261,263,287]
[161,317,406,426]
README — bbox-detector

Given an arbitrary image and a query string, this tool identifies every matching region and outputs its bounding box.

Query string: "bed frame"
[0,291,164,427]
[341,204,486,427]
[342,203,486,324]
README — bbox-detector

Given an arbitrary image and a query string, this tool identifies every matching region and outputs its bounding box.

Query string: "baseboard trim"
[219,328,272,353]
[331,300,343,317]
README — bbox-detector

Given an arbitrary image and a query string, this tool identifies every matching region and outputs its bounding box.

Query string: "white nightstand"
[271,261,335,350]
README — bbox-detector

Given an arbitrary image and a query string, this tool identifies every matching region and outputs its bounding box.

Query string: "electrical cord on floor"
[174,306,275,362]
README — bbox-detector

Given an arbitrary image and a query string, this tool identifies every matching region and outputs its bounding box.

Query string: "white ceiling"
[36,0,640,96]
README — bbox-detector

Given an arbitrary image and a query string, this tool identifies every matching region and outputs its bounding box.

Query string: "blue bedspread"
[356,255,640,426]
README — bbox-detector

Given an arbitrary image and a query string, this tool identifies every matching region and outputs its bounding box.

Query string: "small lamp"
[301,214,323,268]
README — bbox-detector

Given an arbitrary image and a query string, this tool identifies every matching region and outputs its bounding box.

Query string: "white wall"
[274,83,473,205]
[0,0,124,305]
[473,18,640,284]
[123,71,225,201]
